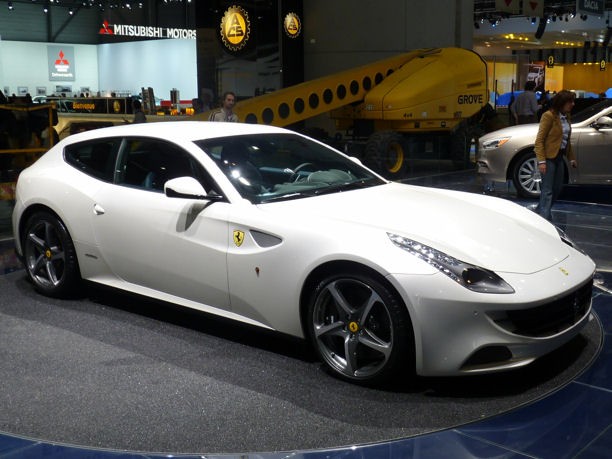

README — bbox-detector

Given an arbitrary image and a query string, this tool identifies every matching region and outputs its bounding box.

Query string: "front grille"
[494,279,593,337]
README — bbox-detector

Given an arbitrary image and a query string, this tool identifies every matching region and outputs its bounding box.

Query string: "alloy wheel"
[311,278,394,380]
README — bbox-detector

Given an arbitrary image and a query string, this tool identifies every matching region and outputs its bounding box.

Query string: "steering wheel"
[290,162,316,182]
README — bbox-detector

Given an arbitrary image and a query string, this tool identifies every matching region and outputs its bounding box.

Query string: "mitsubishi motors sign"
[48,46,75,81]
[99,20,196,39]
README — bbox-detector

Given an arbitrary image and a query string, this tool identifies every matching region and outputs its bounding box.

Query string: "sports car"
[12,121,595,385]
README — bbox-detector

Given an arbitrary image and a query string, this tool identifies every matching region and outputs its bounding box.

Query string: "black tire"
[306,271,414,385]
[512,150,542,199]
[363,131,408,180]
[22,211,81,297]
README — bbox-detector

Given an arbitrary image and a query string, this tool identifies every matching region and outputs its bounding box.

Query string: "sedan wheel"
[308,273,413,384]
[512,151,542,199]
[23,211,80,297]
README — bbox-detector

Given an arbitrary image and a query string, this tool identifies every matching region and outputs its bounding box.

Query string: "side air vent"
[250,230,282,248]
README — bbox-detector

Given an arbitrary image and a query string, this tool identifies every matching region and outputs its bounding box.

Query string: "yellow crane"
[196,47,489,178]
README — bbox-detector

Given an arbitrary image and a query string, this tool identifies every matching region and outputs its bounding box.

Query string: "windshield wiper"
[259,178,382,203]
[311,178,381,195]
[259,192,313,203]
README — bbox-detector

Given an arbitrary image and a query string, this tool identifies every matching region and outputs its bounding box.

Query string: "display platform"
[0,170,610,458]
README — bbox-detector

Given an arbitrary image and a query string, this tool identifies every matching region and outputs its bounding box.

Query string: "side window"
[64,139,120,182]
[117,138,216,193]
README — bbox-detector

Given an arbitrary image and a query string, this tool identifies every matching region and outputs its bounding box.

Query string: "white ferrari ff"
[12,121,595,385]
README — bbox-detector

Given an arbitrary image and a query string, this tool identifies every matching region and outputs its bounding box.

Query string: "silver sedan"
[477,99,612,198]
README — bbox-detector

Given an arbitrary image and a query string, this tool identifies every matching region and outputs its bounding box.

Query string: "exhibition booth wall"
[0,38,197,101]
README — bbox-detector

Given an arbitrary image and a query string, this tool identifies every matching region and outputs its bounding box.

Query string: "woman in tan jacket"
[534,90,577,221]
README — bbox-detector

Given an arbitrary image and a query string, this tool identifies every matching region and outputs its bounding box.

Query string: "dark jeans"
[536,153,565,221]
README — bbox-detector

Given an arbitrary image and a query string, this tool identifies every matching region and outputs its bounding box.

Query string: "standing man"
[511,81,539,124]
[209,91,239,122]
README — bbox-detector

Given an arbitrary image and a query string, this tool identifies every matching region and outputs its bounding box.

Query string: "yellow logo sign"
[284,12,301,38]
[348,321,360,333]
[220,5,250,51]
[547,55,555,68]
[233,229,245,247]
[600,59,606,71]
[559,267,569,276]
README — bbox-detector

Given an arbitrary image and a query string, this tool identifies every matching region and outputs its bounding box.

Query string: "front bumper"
[389,253,596,376]
[476,146,512,182]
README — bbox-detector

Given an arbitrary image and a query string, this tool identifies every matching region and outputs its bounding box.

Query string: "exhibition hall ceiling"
[473,0,611,51]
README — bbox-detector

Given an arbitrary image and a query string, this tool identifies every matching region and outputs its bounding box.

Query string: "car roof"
[63,121,291,145]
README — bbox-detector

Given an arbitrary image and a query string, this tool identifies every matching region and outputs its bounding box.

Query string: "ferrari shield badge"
[233,230,245,247]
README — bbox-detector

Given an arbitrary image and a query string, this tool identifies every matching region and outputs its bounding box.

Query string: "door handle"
[93,204,105,215]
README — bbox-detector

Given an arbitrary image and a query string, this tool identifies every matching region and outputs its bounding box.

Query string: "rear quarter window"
[64,138,121,182]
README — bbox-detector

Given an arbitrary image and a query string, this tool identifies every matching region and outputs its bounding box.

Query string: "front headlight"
[387,233,515,294]
[481,136,511,150]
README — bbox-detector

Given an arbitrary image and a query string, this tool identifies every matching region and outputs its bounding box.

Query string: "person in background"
[511,81,539,124]
[132,100,147,124]
[209,91,239,122]
[201,91,212,111]
[191,97,205,114]
[534,90,577,221]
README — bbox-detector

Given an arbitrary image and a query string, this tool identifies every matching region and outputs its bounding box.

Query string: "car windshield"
[194,133,385,203]
[571,99,612,124]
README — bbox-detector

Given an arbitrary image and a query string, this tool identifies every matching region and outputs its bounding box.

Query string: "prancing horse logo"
[233,230,245,247]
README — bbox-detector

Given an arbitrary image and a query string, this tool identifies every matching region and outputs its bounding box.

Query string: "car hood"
[479,123,538,142]
[260,182,568,274]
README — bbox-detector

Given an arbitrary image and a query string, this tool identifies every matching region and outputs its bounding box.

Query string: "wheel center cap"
[45,249,52,259]
[348,321,360,333]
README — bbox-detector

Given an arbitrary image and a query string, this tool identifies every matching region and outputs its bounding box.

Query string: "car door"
[91,137,231,311]
[573,110,612,185]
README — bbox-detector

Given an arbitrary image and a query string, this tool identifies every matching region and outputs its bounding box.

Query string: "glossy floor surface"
[0,171,611,458]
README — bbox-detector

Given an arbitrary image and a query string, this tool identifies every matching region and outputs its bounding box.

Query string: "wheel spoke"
[315,320,346,339]
[518,159,541,194]
[344,335,359,375]
[50,246,65,261]
[45,260,60,286]
[32,254,46,274]
[44,221,54,246]
[356,288,381,324]
[28,232,46,251]
[326,281,353,315]
[359,328,392,359]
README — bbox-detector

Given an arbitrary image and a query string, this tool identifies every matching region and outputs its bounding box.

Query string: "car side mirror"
[593,116,612,130]
[164,176,223,201]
